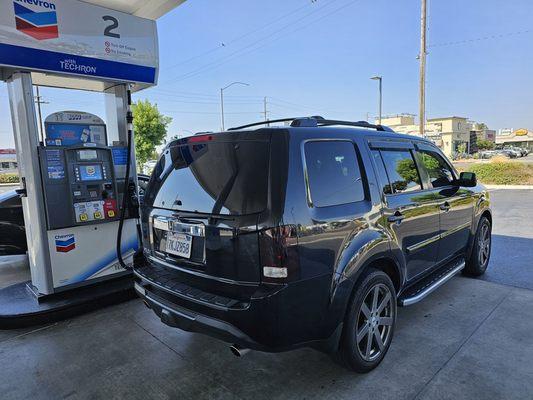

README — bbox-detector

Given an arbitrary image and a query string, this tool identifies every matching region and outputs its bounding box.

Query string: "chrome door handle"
[440,202,451,212]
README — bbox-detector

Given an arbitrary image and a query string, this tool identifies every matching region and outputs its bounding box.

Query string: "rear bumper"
[133,259,340,353]
[134,281,261,350]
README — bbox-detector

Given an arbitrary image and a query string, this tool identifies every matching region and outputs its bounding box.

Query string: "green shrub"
[465,161,533,185]
[0,174,20,184]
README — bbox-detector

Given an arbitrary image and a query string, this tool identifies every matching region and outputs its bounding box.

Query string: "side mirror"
[458,172,477,187]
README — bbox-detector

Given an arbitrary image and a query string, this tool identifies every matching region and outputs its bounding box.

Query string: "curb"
[485,185,533,190]
[0,183,20,187]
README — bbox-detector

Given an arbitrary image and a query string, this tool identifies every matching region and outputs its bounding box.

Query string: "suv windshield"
[144,138,270,215]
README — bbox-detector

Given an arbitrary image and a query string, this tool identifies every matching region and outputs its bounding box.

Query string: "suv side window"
[416,149,456,188]
[380,150,422,194]
[304,141,365,207]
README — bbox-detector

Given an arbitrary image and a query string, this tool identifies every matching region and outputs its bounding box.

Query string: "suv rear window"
[144,139,270,215]
[304,140,365,207]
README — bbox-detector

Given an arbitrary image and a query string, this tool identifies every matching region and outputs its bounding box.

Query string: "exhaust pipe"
[230,344,250,357]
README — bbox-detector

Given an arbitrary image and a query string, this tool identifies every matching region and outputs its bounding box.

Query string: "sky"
[1,0,533,147]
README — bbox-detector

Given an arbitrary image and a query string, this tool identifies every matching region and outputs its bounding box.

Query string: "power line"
[161,0,348,84]
[171,0,362,83]
[429,29,532,48]
[160,1,316,71]
[159,109,262,115]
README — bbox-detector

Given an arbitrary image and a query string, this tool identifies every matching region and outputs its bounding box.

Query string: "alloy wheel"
[478,222,491,267]
[355,283,394,362]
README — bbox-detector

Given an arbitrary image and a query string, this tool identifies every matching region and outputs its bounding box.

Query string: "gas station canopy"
[81,0,186,20]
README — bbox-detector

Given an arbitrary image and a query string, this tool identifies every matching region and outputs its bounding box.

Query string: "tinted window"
[145,140,270,215]
[371,150,393,195]
[380,150,422,193]
[417,150,455,188]
[304,141,365,207]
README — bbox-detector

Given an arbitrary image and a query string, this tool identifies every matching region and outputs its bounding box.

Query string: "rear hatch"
[142,130,287,288]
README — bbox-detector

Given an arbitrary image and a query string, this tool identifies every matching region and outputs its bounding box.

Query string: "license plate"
[165,232,193,259]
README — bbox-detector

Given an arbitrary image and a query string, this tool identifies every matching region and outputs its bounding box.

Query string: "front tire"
[336,268,397,373]
[464,216,492,276]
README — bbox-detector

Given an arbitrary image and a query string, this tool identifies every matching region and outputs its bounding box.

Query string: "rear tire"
[464,216,492,276]
[335,268,397,373]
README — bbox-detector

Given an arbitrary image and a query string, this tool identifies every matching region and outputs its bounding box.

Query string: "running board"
[398,259,465,306]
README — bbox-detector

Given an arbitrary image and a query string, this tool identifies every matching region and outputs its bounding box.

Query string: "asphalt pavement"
[0,189,532,400]
[482,189,533,290]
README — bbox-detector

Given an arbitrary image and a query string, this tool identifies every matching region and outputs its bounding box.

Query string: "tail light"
[259,225,300,283]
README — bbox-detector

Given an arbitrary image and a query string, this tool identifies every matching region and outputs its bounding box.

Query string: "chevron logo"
[55,234,76,253]
[14,2,59,41]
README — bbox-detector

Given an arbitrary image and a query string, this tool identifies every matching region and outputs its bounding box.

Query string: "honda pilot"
[134,117,492,372]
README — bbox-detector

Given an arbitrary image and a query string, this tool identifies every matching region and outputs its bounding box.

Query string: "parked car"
[496,149,518,158]
[478,150,497,159]
[142,160,158,175]
[0,189,26,256]
[503,146,523,157]
[134,117,492,372]
[509,146,528,157]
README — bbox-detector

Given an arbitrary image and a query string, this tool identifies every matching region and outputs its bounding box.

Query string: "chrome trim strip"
[400,261,465,306]
[406,233,441,253]
[406,221,471,253]
[440,221,471,239]
[152,217,206,237]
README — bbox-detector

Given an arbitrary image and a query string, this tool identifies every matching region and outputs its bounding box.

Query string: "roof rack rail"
[228,116,394,132]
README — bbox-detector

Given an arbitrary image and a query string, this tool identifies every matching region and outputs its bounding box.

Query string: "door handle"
[440,201,451,212]
[388,211,405,223]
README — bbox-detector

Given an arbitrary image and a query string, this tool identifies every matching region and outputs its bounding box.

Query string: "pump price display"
[165,233,192,259]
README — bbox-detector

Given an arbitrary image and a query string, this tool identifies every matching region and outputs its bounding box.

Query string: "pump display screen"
[79,165,103,181]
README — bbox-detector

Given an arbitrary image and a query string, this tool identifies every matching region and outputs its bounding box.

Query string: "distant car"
[494,149,516,159]
[478,150,496,159]
[143,160,158,175]
[503,147,523,157]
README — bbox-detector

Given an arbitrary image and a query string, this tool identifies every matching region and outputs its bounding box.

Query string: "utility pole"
[34,85,49,142]
[419,0,427,138]
[263,96,270,126]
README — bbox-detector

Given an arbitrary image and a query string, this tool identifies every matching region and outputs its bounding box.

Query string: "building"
[468,122,496,153]
[379,115,471,157]
[496,128,533,150]
[0,149,18,174]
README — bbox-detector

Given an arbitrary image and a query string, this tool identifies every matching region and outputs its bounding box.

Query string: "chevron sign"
[55,234,76,253]
[14,1,59,40]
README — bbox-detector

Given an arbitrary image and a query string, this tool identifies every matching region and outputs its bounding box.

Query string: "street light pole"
[370,76,383,125]
[220,81,250,131]
[419,0,427,138]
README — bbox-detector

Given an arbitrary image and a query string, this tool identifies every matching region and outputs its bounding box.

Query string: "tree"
[132,100,172,168]
[477,139,495,151]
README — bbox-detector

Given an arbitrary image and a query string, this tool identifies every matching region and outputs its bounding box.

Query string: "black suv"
[134,117,491,372]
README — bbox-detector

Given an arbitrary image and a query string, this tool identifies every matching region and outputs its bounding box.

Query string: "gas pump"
[0,0,185,328]
[35,111,138,291]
